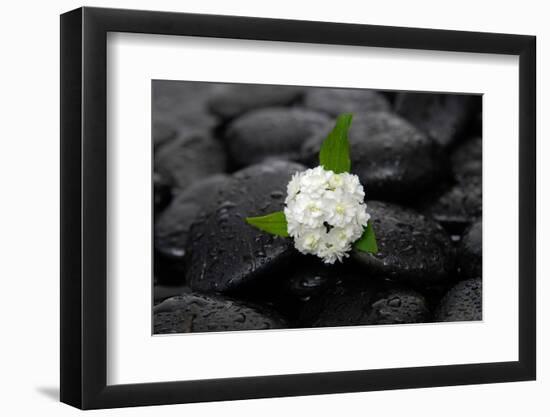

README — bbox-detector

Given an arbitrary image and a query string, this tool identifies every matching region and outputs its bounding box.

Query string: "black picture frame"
[60,6,536,410]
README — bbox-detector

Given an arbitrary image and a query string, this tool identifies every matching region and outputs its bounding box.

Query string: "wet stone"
[352,201,454,286]
[208,84,303,120]
[232,258,355,326]
[427,176,482,232]
[394,93,480,147]
[435,278,482,322]
[154,175,232,284]
[299,275,379,327]
[451,136,482,181]
[380,91,398,105]
[278,260,344,322]
[154,284,190,305]
[299,275,430,327]
[367,288,431,325]
[153,80,221,136]
[301,112,441,201]
[457,219,482,279]
[186,160,306,293]
[283,261,334,298]
[470,111,483,137]
[153,170,173,214]
[224,108,331,167]
[154,292,286,334]
[152,121,177,149]
[302,88,391,117]
[154,131,227,191]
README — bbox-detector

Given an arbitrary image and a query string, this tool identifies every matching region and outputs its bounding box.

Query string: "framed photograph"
[60,6,536,409]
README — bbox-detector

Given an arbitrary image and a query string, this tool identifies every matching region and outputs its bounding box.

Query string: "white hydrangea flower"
[284,166,370,264]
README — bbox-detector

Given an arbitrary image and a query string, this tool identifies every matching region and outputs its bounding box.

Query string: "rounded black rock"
[451,136,482,181]
[299,276,430,327]
[283,259,336,298]
[394,93,480,147]
[301,112,441,201]
[153,80,221,135]
[154,292,286,333]
[154,175,232,284]
[208,84,303,120]
[352,201,454,285]
[230,257,357,326]
[153,284,189,305]
[367,288,431,325]
[456,219,482,279]
[299,276,379,327]
[302,88,391,117]
[427,176,482,231]
[224,107,331,167]
[152,120,177,149]
[154,131,227,192]
[186,160,306,293]
[153,170,173,214]
[435,278,482,322]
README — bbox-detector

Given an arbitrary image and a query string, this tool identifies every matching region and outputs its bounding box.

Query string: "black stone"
[451,136,482,181]
[299,275,430,327]
[153,80,220,135]
[301,112,442,201]
[225,107,331,167]
[395,93,480,147]
[302,88,391,117]
[186,160,306,293]
[154,131,227,191]
[154,292,286,334]
[427,176,482,231]
[258,258,349,323]
[367,287,431,325]
[298,275,379,327]
[153,170,173,214]
[154,175,232,284]
[154,284,189,305]
[208,84,303,120]
[457,219,482,279]
[283,259,337,298]
[152,120,177,149]
[435,278,482,322]
[352,201,454,285]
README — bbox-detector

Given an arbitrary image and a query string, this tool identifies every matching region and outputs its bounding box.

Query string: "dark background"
[152,81,482,334]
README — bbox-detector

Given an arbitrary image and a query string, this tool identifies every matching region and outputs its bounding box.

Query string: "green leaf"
[354,221,378,254]
[245,211,289,237]
[319,113,353,174]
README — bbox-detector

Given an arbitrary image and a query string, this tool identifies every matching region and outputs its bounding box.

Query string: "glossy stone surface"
[395,92,480,147]
[299,276,430,327]
[427,176,482,230]
[368,288,431,325]
[352,201,454,285]
[301,112,441,201]
[225,107,331,167]
[152,120,177,149]
[154,131,227,191]
[435,278,482,322]
[153,170,173,214]
[208,84,303,120]
[302,88,391,117]
[457,219,482,279]
[154,175,232,283]
[153,80,221,135]
[186,160,306,293]
[451,136,482,181]
[154,292,286,333]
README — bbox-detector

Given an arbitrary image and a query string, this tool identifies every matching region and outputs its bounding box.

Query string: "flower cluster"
[284,166,370,264]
